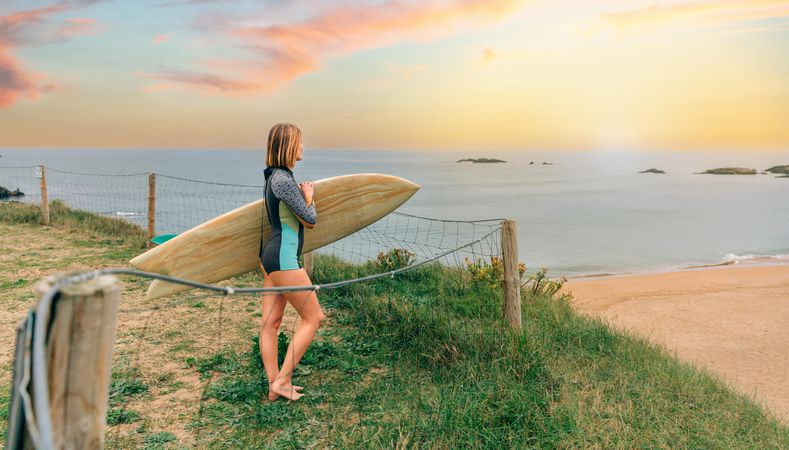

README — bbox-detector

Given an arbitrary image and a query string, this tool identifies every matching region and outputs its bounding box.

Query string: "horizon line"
[2,147,789,153]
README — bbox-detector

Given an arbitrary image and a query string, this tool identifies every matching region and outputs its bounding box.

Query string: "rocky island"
[765,165,789,175]
[457,158,506,163]
[698,167,756,175]
[639,168,665,174]
[0,186,25,199]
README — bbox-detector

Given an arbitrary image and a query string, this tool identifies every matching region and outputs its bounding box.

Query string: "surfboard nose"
[380,174,419,204]
[394,176,419,195]
[403,178,420,193]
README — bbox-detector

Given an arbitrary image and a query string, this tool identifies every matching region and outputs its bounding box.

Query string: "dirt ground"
[559,263,789,423]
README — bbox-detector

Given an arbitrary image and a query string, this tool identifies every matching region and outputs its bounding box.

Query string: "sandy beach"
[559,262,789,423]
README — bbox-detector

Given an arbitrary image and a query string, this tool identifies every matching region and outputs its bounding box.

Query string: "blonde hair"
[266,123,302,168]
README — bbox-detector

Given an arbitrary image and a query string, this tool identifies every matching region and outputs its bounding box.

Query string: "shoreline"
[559,262,789,423]
[563,254,789,281]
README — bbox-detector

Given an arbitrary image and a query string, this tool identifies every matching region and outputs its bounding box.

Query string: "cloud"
[0,5,68,47]
[159,0,253,5]
[136,68,256,92]
[0,1,104,107]
[589,0,789,33]
[141,0,527,95]
[0,51,45,106]
[57,17,102,39]
[152,32,175,44]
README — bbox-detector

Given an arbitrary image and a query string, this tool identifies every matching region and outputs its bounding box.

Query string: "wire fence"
[155,174,264,235]
[1,165,505,268]
[1,166,265,234]
[1,165,526,448]
[47,168,151,228]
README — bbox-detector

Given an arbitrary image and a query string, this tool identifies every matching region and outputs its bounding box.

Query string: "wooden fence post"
[35,274,121,449]
[39,165,49,225]
[5,315,29,449]
[303,252,314,276]
[501,219,522,330]
[147,173,156,248]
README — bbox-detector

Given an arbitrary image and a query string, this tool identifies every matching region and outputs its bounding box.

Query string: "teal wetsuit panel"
[259,166,318,274]
[278,206,301,270]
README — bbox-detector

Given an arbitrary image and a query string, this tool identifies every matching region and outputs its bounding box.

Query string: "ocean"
[1,148,788,278]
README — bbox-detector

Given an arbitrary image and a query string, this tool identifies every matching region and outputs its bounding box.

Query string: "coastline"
[559,262,789,422]
[564,253,789,281]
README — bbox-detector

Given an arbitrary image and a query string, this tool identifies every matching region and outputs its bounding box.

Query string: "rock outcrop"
[456,158,506,163]
[0,186,25,198]
[765,165,789,174]
[699,167,756,175]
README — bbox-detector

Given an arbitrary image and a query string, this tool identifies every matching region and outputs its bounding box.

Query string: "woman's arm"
[270,170,317,228]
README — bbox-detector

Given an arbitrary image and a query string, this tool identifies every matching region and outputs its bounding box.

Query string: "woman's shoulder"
[266,166,294,181]
[268,167,297,192]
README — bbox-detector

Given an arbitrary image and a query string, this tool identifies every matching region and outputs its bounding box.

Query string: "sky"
[1,0,788,151]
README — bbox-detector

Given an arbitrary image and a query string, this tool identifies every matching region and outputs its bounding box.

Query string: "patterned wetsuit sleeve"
[270,170,317,225]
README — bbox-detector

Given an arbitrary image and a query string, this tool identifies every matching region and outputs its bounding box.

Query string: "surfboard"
[129,173,419,299]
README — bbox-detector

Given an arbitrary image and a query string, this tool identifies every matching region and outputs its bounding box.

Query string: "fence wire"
[1,165,504,269]
[154,174,263,235]
[46,168,150,229]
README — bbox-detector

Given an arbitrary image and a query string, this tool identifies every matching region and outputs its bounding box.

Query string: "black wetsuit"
[259,166,317,273]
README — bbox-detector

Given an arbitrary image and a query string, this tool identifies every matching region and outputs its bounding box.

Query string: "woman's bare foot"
[267,384,304,401]
[267,382,304,401]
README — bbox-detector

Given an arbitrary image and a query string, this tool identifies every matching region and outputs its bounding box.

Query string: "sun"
[594,123,639,150]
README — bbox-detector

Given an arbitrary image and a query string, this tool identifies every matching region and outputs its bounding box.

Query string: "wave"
[682,252,789,269]
[565,252,789,280]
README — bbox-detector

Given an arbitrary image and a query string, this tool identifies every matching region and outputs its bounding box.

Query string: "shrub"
[463,255,526,289]
[376,248,416,271]
[524,266,569,299]
[464,257,568,300]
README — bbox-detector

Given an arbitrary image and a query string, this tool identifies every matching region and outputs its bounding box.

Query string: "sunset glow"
[1,0,788,151]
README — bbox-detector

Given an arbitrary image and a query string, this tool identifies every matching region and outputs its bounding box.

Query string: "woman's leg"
[260,268,286,391]
[268,268,326,400]
[260,267,304,402]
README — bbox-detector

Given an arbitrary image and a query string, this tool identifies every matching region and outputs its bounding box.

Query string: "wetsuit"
[259,166,317,273]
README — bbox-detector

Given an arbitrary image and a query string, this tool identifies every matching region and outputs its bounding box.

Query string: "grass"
[0,199,148,250]
[0,391,8,443]
[1,201,789,448]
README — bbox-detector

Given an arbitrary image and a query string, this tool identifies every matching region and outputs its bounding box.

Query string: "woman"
[258,123,325,401]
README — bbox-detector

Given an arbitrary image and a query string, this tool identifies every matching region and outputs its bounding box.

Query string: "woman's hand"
[299,181,314,204]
